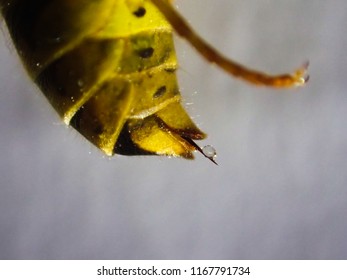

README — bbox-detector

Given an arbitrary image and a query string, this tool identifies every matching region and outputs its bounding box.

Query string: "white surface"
[0,0,346,259]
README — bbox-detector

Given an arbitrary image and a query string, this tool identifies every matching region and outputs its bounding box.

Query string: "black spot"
[138,47,154,59]
[133,7,146,17]
[153,86,167,99]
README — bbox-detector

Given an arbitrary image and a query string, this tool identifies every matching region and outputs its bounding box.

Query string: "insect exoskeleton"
[0,0,308,163]
[0,0,206,159]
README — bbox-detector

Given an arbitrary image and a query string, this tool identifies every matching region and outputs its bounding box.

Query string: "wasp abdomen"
[2,0,205,158]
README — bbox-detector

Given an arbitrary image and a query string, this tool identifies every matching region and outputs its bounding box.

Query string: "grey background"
[0,0,346,259]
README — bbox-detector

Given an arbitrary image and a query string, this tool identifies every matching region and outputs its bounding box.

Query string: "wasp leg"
[151,0,309,88]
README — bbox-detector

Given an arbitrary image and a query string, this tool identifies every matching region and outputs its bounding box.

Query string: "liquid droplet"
[202,145,217,160]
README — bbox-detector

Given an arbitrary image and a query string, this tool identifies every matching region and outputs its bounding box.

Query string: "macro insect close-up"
[1,0,347,262]
[0,0,308,163]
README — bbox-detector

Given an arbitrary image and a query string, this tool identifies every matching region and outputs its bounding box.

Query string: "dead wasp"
[0,0,308,163]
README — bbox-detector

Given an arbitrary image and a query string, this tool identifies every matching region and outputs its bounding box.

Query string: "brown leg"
[151,0,309,88]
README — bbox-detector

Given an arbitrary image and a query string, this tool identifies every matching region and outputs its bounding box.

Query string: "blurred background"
[0,0,346,259]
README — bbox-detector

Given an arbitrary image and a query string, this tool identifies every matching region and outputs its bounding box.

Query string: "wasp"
[0,0,308,163]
